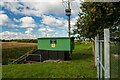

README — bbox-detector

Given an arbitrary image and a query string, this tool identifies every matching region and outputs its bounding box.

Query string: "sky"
[0,0,82,40]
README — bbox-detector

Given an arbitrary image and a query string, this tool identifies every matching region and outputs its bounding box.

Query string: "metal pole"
[39,54,41,62]
[0,43,2,80]
[95,34,100,79]
[104,29,110,79]
[68,0,70,37]
[97,34,100,79]
[68,15,70,37]
[95,36,97,66]
[100,42,102,79]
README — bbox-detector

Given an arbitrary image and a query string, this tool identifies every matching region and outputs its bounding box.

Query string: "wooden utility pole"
[65,0,71,37]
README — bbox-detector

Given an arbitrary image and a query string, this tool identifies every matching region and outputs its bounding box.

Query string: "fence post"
[0,44,2,80]
[104,29,110,79]
[100,42,103,79]
[95,34,100,79]
[95,36,97,66]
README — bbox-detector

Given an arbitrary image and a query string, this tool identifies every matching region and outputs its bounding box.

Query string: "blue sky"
[0,0,81,39]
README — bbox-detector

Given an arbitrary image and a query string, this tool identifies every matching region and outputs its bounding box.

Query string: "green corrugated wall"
[38,37,74,51]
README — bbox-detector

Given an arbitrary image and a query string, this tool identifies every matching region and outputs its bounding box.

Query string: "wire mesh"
[110,41,120,78]
[96,29,111,79]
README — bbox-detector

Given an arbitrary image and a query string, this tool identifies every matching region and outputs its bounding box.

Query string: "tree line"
[1,39,37,43]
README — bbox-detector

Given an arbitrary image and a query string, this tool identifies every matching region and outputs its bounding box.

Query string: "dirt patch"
[43,60,64,63]
[112,54,120,59]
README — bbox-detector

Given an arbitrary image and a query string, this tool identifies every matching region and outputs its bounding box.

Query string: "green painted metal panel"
[38,37,74,51]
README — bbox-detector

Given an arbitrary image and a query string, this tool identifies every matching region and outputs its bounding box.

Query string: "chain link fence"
[95,29,120,79]
[110,39,120,78]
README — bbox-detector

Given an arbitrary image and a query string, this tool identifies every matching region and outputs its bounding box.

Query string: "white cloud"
[41,15,78,29]
[0,11,5,14]
[3,0,117,2]
[38,26,54,33]
[38,25,55,37]
[38,27,46,32]
[0,13,10,25]
[52,30,68,37]
[42,15,67,27]
[38,27,47,37]
[25,28,33,34]
[19,16,37,28]
[1,1,82,16]
[47,28,54,32]
[13,18,20,23]
[9,24,19,28]
[38,26,68,37]
[71,16,78,26]
[0,29,68,40]
[38,15,78,37]
[0,13,19,28]
[0,15,37,28]
[1,1,65,16]
[0,31,37,39]
[2,0,63,2]
[0,1,81,38]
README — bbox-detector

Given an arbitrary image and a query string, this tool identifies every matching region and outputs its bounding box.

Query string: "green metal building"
[38,37,74,51]
[37,37,74,60]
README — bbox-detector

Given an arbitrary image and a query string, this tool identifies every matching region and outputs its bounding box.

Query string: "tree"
[75,2,120,61]
[76,2,120,39]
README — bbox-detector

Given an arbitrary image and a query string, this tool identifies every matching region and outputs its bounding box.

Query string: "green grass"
[110,42,120,78]
[2,42,96,78]
[2,47,37,65]
[110,42,120,55]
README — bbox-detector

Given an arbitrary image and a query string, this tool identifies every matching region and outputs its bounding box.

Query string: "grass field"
[2,42,37,65]
[110,42,120,78]
[2,42,97,78]
[2,42,37,49]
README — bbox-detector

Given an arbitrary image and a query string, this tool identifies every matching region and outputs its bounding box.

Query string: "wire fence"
[110,39,120,78]
[95,28,120,79]
[95,29,110,79]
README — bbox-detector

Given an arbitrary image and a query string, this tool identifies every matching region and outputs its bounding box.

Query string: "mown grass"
[2,42,96,78]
